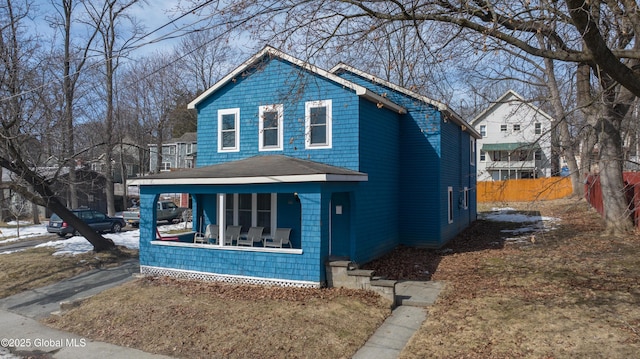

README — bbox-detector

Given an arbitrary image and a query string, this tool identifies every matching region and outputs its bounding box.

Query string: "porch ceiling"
[129,155,368,186]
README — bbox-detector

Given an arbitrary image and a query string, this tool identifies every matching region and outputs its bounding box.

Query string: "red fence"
[585,172,640,227]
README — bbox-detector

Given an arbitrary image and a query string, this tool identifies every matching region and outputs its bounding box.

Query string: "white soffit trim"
[128,173,368,186]
[187,46,405,114]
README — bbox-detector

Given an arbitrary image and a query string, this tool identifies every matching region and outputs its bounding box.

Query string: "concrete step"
[394,280,445,307]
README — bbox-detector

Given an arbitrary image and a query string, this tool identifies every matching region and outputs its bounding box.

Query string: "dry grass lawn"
[367,197,640,358]
[44,277,390,358]
[20,197,640,358]
[0,246,137,298]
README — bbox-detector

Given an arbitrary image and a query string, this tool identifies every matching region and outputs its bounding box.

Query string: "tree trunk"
[63,0,78,209]
[0,167,5,222]
[597,113,634,234]
[120,140,128,210]
[48,197,116,251]
[577,63,633,234]
[0,161,117,252]
[31,200,39,224]
[540,50,583,196]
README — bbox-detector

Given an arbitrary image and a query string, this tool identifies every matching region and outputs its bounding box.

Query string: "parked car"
[47,207,126,237]
[122,200,188,227]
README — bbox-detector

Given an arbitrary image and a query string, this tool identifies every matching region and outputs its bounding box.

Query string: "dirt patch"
[368,197,640,358]
[0,246,137,298]
[44,277,390,359]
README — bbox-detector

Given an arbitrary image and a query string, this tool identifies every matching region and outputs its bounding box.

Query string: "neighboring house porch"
[481,142,543,180]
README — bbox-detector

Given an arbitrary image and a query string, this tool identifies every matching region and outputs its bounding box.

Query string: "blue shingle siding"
[139,184,329,283]
[195,58,360,171]
[138,50,478,284]
[337,69,477,248]
[353,100,401,263]
[439,117,477,245]
[398,110,444,247]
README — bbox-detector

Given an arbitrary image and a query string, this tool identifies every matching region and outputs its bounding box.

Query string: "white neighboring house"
[472,90,555,181]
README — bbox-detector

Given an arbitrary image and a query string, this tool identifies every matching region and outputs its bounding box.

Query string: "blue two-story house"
[130,46,480,288]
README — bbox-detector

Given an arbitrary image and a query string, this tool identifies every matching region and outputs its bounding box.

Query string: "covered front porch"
[131,156,366,287]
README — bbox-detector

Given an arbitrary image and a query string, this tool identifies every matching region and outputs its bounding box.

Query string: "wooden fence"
[584,172,640,226]
[477,177,573,202]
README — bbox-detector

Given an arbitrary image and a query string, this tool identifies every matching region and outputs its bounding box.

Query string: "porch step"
[326,260,397,307]
[326,260,444,309]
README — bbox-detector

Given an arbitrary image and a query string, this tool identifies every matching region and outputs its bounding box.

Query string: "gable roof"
[187,46,406,115]
[128,155,368,186]
[149,132,197,148]
[330,63,481,139]
[470,90,556,126]
[172,132,197,143]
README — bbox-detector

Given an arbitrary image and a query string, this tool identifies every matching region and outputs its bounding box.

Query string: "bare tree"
[0,0,116,251]
[176,27,238,94]
[123,53,185,174]
[194,0,640,234]
[82,0,144,216]
[46,0,102,209]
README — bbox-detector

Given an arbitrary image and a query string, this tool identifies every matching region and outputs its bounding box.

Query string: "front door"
[330,192,351,258]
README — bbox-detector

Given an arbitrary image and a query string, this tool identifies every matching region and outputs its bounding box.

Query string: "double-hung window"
[259,104,283,151]
[218,108,240,152]
[534,122,542,134]
[305,100,332,149]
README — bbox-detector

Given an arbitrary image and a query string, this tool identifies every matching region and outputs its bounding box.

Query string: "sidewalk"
[352,280,445,359]
[0,259,171,359]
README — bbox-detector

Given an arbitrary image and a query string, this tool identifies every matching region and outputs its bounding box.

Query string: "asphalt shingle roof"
[132,155,367,185]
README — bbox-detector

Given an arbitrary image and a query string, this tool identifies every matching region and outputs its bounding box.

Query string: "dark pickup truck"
[122,200,188,227]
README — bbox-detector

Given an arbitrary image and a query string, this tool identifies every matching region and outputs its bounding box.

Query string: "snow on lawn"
[1,221,192,256]
[480,207,560,242]
[0,222,49,244]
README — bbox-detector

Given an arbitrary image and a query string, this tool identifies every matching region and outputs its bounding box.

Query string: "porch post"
[298,191,331,284]
[138,192,159,266]
[218,193,225,246]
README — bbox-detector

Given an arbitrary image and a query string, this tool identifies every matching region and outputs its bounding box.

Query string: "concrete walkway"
[352,280,445,359]
[0,259,171,359]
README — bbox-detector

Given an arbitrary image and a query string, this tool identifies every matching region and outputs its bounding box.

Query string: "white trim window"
[448,186,454,224]
[218,108,240,152]
[305,100,332,149]
[535,122,542,134]
[479,125,486,137]
[161,162,171,172]
[463,187,469,210]
[259,104,283,151]
[470,138,476,166]
[480,150,486,162]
